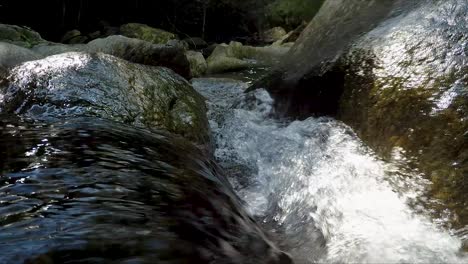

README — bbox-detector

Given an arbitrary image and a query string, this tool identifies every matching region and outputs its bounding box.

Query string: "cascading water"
[192,77,468,264]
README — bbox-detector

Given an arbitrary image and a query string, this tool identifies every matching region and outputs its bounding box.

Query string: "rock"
[186,51,207,77]
[0,42,40,78]
[120,23,177,44]
[254,0,468,225]
[1,52,209,145]
[183,37,208,50]
[0,24,45,48]
[0,117,291,264]
[262,27,287,44]
[31,36,192,79]
[337,0,468,225]
[250,0,415,116]
[87,36,191,79]
[88,30,102,40]
[206,43,250,73]
[31,42,85,57]
[167,39,189,50]
[60,29,89,44]
[206,41,289,74]
[202,43,218,58]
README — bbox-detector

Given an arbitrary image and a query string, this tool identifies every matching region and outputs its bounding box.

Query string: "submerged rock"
[0,52,209,145]
[0,117,292,264]
[120,23,177,44]
[0,24,45,48]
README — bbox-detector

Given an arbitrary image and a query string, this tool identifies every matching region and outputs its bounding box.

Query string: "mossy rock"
[0,42,40,72]
[120,23,177,44]
[337,0,468,226]
[186,51,207,77]
[206,42,289,74]
[1,52,210,146]
[0,24,45,48]
[32,36,192,79]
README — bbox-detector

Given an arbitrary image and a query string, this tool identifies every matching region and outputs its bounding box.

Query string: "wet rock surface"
[0,117,291,264]
[337,0,468,224]
[0,52,209,146]
[31,36,192,79]
[254,0,468,226]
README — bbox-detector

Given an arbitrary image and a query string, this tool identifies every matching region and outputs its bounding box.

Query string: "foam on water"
[192,78,467,264]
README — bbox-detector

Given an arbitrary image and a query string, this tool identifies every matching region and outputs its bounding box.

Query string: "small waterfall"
[193,77,467,264]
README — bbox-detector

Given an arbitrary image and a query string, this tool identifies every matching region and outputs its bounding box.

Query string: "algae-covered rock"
[262,27,287,44]
[253,0,467,226]
[207,41,289,74]
[31,36,192,79]
[186,51,207,77]
[1,52,210,145]
[120,23,177,44]
[0,24,45,48]
[87,36,191,78]
[337,0,468,224]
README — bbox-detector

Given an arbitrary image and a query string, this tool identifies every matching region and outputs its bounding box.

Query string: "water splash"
[193,77,467,264]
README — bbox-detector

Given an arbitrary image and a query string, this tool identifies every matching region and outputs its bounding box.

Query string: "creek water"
[192,77,468,264]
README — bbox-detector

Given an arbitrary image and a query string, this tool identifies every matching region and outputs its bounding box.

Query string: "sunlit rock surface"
[0,52,210,145]
[337,0,467,224]
[31,35,192,79]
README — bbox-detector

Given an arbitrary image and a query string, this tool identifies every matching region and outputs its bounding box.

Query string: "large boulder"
[186,51,208,77]
[0,42,40,79]
[261,27,287,44]
[31,36,192,79]
[207,41,289,74]
[60,29,89,44]
[120,23,177,44]
[0,24,45,48]
[254,0,468,225]
[250,0,414,116]
[0,117,291,264]
[0,52,209,145]
[337,0,468,225]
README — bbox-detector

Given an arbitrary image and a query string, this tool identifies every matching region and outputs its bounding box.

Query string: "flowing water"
[192,77,468,264]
